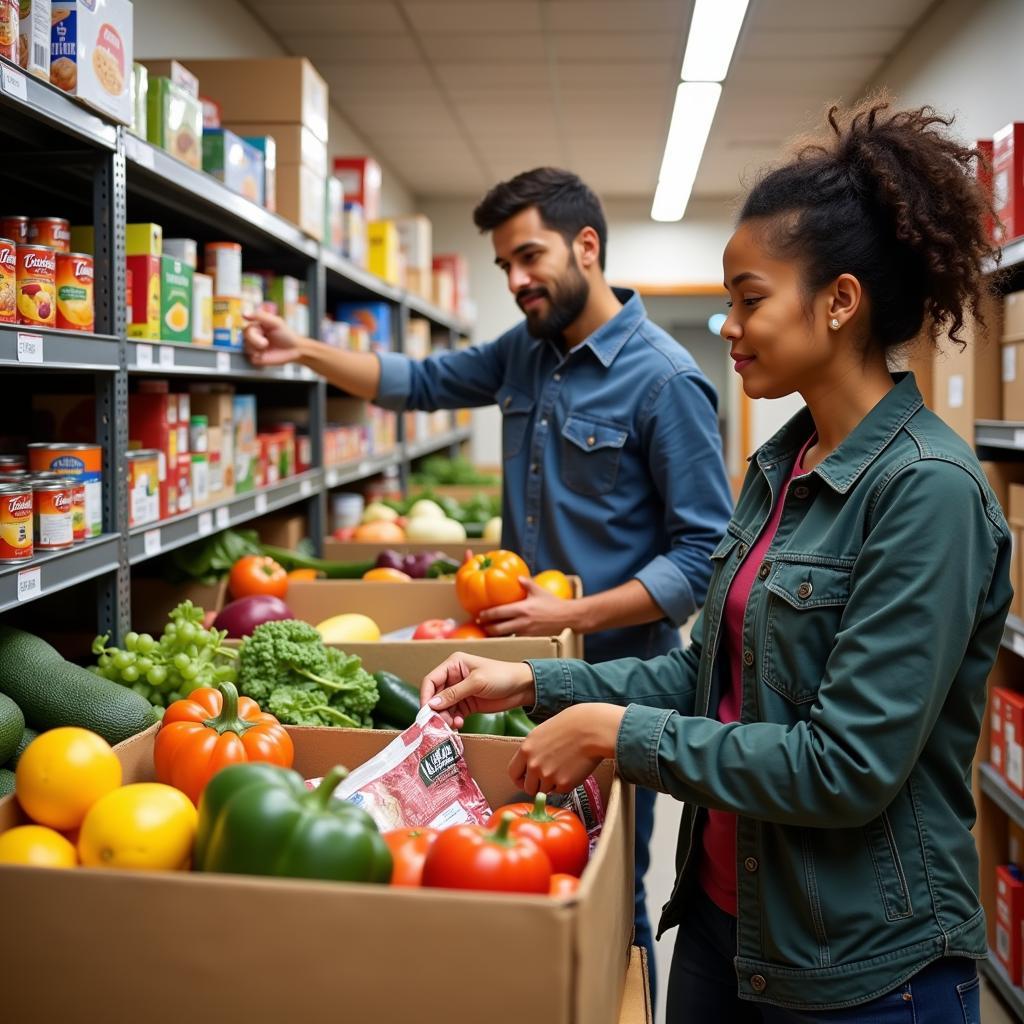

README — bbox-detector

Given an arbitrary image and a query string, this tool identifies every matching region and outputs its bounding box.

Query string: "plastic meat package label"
[306,706,492,832]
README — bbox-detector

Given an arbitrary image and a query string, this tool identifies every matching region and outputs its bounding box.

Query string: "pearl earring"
[830,318,840,330]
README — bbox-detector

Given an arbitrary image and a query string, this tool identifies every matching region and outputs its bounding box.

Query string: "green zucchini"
[258,545,374,579]
[0,768,14,798]
[0,693,24,765]
[372,671,421,730]
[504,707,536,738]
[462,712,506,736]
[5,725,38,769]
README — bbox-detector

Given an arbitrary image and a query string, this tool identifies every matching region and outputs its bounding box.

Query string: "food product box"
[126,447,160,526]
[232,394,257,494]
[977,139,996,243]
[159,256,192,344]
[141,58,198,98]
[396,214,432,272]
[997,864,1024,984]
[1010,821,1024,865]
[71,221,161,257]
[1003,688,1024,797]
[128,391,178,519]
[201,95,220,128]
[275,161,325,239]
[180,57,329,143]
[407,267,432,302]
[1006,292,1024,344]
[323,174,343,253]
[243,135,277,212]
[433,265,455,312]
[335,301,392,352]
[1003,341,1024,421]
[994,123,1024,244]
[175,450,192,513]
[212,296,243,350]
[0,724,631,1024]
[202,128,265,207]
[333,156,381,222]
[191,271,213,346]
[163,238,197,269]
[147,76,202,170]
[225,122,326,177]
[257,432,281,487]
[993,687,1010,777]
[207,425,224,500]
[433,253,469,316]
[19,0,51,80]
[130,60,147,137]
[125,254,159,340]
[367,219,399,286]
[343,200,367,267]
[50,0,133,125]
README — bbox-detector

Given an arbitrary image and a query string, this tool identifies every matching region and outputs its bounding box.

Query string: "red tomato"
[332,526,356,542]
[422,813,552,894]
[448,621,487,640]
[229,555,288,600]
[549,872,581,898]
[382,827,440,886]
[412,618,455,640]
[488,793,589,877]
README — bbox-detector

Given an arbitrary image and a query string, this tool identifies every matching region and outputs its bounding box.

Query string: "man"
[243,167,732,992]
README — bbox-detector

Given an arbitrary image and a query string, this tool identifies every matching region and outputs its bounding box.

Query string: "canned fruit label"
[71,482,86,541]
[0,217,27,243]
[17,245,56,327]
[34,487,74,549]
[0,237,15,323]
[0,487,33,562]
[56,252,94,331]
[28,218,70,252]
[27,445,102,537]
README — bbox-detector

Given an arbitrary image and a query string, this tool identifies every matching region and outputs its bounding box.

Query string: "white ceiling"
[239,0,938,201]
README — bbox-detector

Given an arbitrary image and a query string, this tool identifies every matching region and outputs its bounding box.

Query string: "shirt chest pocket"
[560,414,629,497]
[761,561,851,704]
[497,383,535,460]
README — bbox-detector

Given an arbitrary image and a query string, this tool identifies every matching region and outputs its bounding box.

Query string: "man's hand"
[508,704,625,794]
[421,652,536,729]
[478,577,582,637]
[243,309,302,366]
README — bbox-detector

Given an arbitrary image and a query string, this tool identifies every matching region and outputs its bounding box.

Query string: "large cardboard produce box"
[0,726,634,1024]
[619,947,654,1024]
[323,538,495,561]
[284,579,582,660]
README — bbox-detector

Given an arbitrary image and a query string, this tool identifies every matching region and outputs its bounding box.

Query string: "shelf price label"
[1,65,28,102]
[216,352,231,373]
[325,469,340,487]
[283,363,297,379]
[300,478,313,497]
[254,493,268,514]
[159,346,175,369]
[215,506,230,530]
[16,566,41,602]
[135,343,153,369]
[197,511,213,536]
[143,529,161,557]
[16,333,43,363]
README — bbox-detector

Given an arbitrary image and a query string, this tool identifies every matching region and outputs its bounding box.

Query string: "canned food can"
[0,482,33,562]
[0,216,28,245]
[28,217,70,253]
[0,237,15,324]
[56,252,94,331]
[27,443,102,537]
[33,479,74,550]
[71,481,86,541]
[16,243,56,327]
[0,454,26,472]
[126,449,160,527]
[204,242,242,298]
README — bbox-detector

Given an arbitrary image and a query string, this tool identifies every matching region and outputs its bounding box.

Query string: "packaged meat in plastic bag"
[306,705,492,832]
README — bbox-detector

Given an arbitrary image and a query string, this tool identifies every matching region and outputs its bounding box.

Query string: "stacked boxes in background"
[367,220,400,286]
[996,863,1024,984]
[397,215,433,299]
[147,68,203,171]
[993,122,1024,245]
[1010,484,1024,619]
[433,253,469,318]
[202,129,266,206]
[992,685,1024,795]
[1003,292,1024,419]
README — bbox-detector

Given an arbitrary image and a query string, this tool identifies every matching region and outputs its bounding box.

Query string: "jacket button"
[744,856,758,872]
[554,373,562,381]
[743,649,754,667]
[503,396,512,409]
[737,543,748,559]
[797,582,813,599]
[750,975,767,993]
[587,435,596,446]
[793,484,810,499]
[757,561,771,581]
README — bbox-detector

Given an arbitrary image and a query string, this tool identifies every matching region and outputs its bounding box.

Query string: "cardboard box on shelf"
[141,59,199,98]
[981,462,1024,518]
[182,58,329,144]
[1010,821,1024,865]
[244,135,277,213]
[993,687,1008,778]
[1005,292,1024,344]
[333,156,381,222]
[275,161,326,239]
[232,394,257,494]
[1002,341,1024,421]
[407,267,432,302]
[202,129,265,207]
[367,219,400,286]
[126,254,160,340]
[19,0,50,80]
[433,265,455,312]
[0,725,632,1024]
[996,864,1024,984]
[225,122,327,177]
[257,510,307,551]
[1012,529,1023,619]
[191,271,213,346]
[71,222,162,258]
[128,391,178,519]
[201,96,221,128]
[433,253,469,316]
[395,215,432,272]
[50,0,133,125]
[159,256,193,344]
[1003,688,1024,797]
[994,123,1024,244]
[147,77,202,170]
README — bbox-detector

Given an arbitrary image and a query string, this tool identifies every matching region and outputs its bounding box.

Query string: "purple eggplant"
[374,549,408,573]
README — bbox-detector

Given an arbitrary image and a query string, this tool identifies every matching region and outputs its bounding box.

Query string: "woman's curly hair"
[740,94,1000,349]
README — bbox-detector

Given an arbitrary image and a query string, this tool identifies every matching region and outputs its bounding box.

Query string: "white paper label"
[16,566,41,602]
[1015,429,1024,449]
[1,65,28,101]
[215,506,230,530]
[300,478,313,497]
[301,366,315,381]
[135,343,153,369]
[1004,345,1017,383]
[216,351,230,373]
[947,374,964,409]
[143,529,161,556]
[254,493,268,514]
[358,461,371,477]
[325,469,340,487]
[16,333,43,363]
[159,345,175,369]
[197,511,213,536]
[283,363,297,379]
[1013,632,1024,659]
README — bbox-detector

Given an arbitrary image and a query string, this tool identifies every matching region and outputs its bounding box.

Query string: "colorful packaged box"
[148,76,202,170]
[232,395,257,494]
[994,123,1024,245]
[396,215,432,273]
[433,253,469,317]
[343,201,367,267]
[226,123,326,176]
[71,222,162,258]
[997,864,1024,984]
[126,448,161,527]
[160,256,193,344]
[324,175,344,254]
[201,96,221,129]
[243,136,277,213]
[126,255,160,340]
[130,62,148,138]
[266,275,300,332]
[189,388,234,492]
[50,0,134,125]
[335,301,391,352]
[191,453,209,508]
[1003,688,1024,797]
[213,297,243,350]
[240,273,264,318]
[128,391,178,519]
[202,129,266,207]
[19,0,51,81]
[367,220,400,286]
[141,59,198,98]
[993,687,1010,777]
[164,238,198,269]
[333,157,381,222]
[175,392,192,514]
[191,272,213,346]
[257,433,281,487]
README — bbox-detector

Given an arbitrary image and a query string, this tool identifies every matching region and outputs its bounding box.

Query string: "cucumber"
[0,626,158,745]
[505,707,536,738]
[0,693,24,765]
[5,725,38,769]
[462,712,506,736]
[372,671,421,730]
[0,768,14,798]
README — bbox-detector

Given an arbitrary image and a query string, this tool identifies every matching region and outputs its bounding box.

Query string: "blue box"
[202,129,266,207]
[335,301,392,352]
[243,136,277,213]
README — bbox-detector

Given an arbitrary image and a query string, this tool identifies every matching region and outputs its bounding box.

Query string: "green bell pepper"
[504,707,536,738]
[195,762,392,884]
[462,711,506,736]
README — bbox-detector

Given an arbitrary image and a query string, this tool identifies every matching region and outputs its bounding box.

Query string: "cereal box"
[202,129,266,207]
[160,256,193,344]
[336,301,392,352]
[148,76,202,170]
[243,136,277,213]
[50,0,134,126]
[18,0,50,80]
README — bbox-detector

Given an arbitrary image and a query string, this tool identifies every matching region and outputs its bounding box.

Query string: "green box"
[147,77,202,170]
[160,256,194,343]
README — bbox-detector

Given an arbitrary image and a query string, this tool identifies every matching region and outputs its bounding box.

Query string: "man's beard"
[517,258,590,343]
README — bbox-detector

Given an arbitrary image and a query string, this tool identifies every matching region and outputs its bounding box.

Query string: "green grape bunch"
[91,600,238,709]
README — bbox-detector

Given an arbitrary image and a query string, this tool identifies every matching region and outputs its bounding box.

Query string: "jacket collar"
[539,287,644,368]
[754,372,924,493]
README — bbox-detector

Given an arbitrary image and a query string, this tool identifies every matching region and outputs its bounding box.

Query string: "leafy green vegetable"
[409,456,499,487]
[267,685,361,728]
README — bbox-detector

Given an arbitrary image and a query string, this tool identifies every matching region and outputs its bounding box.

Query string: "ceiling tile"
[556,63,675,90]
[745,0,934,30]
[246,2,405,34]
[741,27,904,60]
[282,34,419,64]
[553,33,680,62]
[319,63,436,96]
[419,33,548,63]
[404,2,543,34]
[544,1,692,34]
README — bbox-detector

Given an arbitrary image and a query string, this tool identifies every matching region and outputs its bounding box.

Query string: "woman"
[421,98,1012,1021]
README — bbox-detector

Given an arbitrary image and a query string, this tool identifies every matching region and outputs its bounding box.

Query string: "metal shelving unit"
[0,79,473,641]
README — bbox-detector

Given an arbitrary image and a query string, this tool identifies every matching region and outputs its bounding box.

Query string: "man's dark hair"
[473,167,608,270]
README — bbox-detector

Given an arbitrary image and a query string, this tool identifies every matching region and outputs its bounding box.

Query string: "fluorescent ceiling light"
[651,82,721,222]
[681,0,750,82]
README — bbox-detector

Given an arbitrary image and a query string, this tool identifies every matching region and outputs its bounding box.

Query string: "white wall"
[132,0,415,216]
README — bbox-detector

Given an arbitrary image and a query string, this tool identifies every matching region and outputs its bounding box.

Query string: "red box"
[1003,689,1024,796]
[977,139,995,243]
[993,687,1010,778]
[257,433,282,487]
[128,392,178,519]
[176,453,192,514]
[125,255,160,338]
[997,864,1024,984]
[432,253,469,317]
[333,157,381,222]
[993,123,1024,244]
[296,433,312,474]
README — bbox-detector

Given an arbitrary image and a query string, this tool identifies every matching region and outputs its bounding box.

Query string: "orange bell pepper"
[455,549,530,616]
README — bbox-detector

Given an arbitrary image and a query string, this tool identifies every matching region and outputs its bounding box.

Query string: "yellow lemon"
[78,783,197,871]
[16,727,122,830]
[314,613,381,644]
[0,825,78,868]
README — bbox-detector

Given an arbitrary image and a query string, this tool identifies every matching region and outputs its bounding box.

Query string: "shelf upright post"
[94,127,129,641]
[306,255,326,553]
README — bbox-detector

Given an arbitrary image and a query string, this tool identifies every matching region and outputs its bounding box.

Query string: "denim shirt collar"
[755,372,925,493]
[542,287,645,368]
